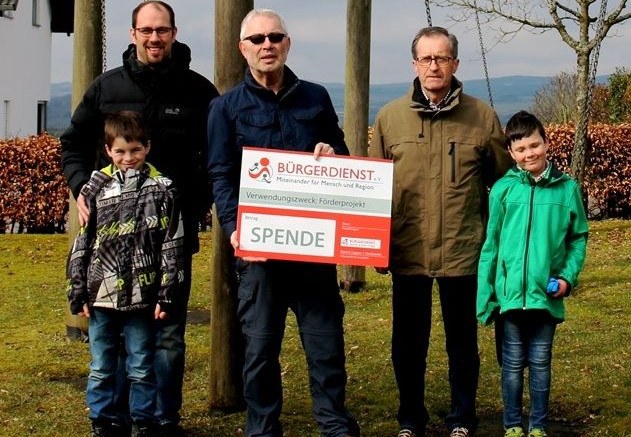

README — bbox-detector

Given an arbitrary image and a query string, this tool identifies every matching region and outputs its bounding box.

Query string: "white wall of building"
[0,0,52,138]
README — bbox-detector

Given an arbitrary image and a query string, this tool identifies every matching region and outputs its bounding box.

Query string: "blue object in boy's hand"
[546,278,559,294]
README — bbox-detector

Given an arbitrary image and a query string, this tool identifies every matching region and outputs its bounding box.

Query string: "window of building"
[37,100,48,135]
[37,101,47,134]
[1,100,10,138]
[0,0,18,18]
[32,0,40,26]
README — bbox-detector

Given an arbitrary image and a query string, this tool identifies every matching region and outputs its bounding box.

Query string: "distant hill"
[48,99,72,138]
[326,76,552,126]
[47,75,608,134]
[48,82,73,137]
[51,82,72,96]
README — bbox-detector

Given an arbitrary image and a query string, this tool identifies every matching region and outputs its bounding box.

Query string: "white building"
[0,0,72,139]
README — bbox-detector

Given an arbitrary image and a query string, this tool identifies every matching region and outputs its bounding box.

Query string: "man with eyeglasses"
[61,2,219,436]
[369,27,511,437]
[207,8,359,437]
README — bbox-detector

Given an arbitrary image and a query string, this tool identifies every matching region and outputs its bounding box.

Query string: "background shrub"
[546,123,631,218]
[0,134,68,233]
[1,125,629,234]
[368,123,631,219]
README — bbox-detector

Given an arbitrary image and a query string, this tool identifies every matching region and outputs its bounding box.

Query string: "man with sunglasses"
[61,2,218,436]
[369,27,511,437]
[207,8,359,437]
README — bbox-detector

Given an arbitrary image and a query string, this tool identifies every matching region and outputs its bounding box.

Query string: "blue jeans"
[392,275,480,434]
[501,310,556,431]
[87,308,156,424]
[236,260,359,437]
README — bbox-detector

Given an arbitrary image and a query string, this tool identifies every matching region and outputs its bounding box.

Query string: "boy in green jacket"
[477,111,588,437]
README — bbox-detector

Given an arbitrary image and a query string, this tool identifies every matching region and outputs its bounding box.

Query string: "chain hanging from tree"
[424,0,433,26]
[587,0,608,116]
[575,0,608,159]
[101,0,107,72]
[423,0,494,106]
[473,0,494,107]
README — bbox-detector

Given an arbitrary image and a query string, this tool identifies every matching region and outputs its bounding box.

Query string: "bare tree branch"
[555,1,582,20]
[433,0,631,186]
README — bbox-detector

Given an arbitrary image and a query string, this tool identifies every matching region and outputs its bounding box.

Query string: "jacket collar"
[123,40,192,80]
[80,163,159,200]
[101,162,159,179]
[509,162,568,186]
[409,76,463,113]
[244,65,300,100]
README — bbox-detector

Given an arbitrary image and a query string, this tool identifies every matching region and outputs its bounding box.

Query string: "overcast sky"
[51,0,631,85]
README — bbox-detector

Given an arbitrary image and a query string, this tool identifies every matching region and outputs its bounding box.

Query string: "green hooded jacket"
[477,164,589,325]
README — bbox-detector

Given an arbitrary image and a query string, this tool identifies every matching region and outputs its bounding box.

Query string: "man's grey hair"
[410,26,459,59]
[240,9,289,40]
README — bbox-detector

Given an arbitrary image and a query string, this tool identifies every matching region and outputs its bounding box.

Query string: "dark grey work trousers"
[235,260,359,437]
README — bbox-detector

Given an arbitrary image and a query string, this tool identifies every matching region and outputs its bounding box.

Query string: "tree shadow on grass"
[187,309,211,325]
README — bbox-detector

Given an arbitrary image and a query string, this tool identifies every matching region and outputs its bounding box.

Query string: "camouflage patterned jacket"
[66,163,184,314]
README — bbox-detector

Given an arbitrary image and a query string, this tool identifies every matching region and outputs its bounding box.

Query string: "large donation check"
[236,147,393,267]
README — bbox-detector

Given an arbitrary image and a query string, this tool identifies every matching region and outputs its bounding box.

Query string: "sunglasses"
[242,32,286,45]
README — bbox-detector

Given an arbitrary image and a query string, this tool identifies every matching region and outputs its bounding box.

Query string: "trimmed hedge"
[367,123,631,219]
[1,125,630,233]
[546,123,631,219]
[0,134,68,233]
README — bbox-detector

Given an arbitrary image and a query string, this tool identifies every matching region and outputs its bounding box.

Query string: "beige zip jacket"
[369,77,511,276]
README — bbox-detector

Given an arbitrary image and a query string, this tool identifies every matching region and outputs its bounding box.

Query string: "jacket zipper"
[448,142,456,183]
[522,183,536,309]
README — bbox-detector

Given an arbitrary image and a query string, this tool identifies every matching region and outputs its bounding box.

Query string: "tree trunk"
[208,208,245,412]
[570,51,592,188]
[340,0,372,293]
[65,0,103,341]
[214,0,252,94]
[208,0,252,413]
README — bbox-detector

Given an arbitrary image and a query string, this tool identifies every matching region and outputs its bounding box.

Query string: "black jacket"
[61,41,218,251]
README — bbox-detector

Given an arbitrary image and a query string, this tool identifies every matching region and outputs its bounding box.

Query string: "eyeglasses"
[242,32,287,45]
[415,56,453,67]
[135,27,173,37]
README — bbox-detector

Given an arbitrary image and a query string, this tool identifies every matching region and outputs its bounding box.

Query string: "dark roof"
[50,0,74,34]
[0,0,19,15]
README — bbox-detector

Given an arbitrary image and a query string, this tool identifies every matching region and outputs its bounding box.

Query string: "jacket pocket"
[501,261,508,297]
[448,142,456,183]
[236,112,277,146]
[386,135,424,155]
[157,104,195,143]
[291,106,325,148]
[446,135,481,186]
[291,106,323,121]
[386,135,425,218]
[239,112,276,127]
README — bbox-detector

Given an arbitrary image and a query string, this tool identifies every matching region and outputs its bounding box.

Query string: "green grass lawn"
[1,220,630,437]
